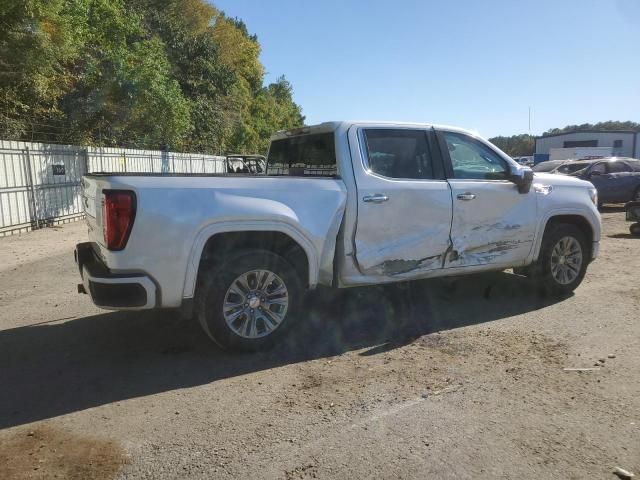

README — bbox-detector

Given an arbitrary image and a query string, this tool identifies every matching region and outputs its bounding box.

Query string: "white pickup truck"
[76,122,601,351]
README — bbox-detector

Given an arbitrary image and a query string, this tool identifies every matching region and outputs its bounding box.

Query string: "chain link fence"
[0,140,226,236]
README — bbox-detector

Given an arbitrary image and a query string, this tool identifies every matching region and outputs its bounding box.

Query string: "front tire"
[195,250,303,352]
[532,223,589,296]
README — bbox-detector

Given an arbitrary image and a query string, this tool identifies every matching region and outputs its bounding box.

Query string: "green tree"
[543,121,640,136]
[0,0,305,153]
[0,0,87,138]
[488,134,535,157]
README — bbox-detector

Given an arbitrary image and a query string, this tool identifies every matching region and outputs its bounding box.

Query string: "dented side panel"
[446,180,537,268]
[346,124,453,281]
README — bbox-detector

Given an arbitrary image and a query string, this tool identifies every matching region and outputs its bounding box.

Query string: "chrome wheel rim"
[550,236,583,285]
[223,269,289,339]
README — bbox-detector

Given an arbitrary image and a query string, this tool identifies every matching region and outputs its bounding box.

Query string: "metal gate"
[0,142,87,236]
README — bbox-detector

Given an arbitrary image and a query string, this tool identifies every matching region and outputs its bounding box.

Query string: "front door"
[585,161,611,202]
[438,130,537,268]
[350,126,453,279]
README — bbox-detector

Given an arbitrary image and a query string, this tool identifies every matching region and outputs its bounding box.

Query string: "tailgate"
[81,176,102,244]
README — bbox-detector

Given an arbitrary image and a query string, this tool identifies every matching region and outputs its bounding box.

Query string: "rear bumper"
[74,242,157,310]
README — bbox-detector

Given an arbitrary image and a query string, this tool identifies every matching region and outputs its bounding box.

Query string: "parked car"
[225,154,266,174]
[564,158,640,206]
[75,121,601,351]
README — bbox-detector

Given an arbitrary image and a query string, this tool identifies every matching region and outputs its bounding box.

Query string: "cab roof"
[271,121,479,140]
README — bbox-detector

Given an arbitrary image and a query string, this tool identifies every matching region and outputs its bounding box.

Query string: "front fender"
[528,206,601,263]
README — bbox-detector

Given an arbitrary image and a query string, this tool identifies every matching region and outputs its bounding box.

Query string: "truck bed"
[81,173,348,307]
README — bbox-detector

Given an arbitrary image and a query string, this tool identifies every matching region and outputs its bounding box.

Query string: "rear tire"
[630,223,640,236]
[195,249,303,352]
[531,223,589,296]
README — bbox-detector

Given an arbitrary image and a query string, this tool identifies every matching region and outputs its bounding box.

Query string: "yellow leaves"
[177,0,217,34]
[212,16,264,90]
[39,18,58,40]
[160,0,217,36]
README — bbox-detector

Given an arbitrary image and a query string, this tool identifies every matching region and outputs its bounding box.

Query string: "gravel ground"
[0,210,638,479]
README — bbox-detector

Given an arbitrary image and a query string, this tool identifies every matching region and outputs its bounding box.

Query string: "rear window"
[267,133,337,177]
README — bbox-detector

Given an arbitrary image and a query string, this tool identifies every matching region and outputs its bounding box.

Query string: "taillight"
[102,190,136,250]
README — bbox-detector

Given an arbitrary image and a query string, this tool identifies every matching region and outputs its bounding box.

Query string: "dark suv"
[562,158,640,206]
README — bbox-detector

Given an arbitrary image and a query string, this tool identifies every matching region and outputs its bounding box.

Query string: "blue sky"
[213,0,640,138]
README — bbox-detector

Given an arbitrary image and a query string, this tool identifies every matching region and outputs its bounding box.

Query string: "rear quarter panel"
[84,175,347,307]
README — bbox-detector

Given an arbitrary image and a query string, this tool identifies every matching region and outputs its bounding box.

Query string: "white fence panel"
[0,140,227,236]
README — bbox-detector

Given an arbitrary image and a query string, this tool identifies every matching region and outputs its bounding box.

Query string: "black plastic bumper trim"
[75,242,159,308]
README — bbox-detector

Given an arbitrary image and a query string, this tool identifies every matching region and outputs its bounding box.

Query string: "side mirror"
[589,170,602,178]
[509,165,534,194]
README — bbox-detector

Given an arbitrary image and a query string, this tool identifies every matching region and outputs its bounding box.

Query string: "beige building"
[535,130,639,160]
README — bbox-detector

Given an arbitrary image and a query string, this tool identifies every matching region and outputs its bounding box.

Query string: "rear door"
[438,130,537,268]
[349,126,453,278]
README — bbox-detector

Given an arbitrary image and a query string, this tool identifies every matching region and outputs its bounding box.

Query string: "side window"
[607,162,632,173]
[363,129,434,179]
[590,162,607,174]
[443,132,508,180]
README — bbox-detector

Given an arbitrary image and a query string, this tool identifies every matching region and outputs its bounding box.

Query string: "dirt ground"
[0,209,638,479]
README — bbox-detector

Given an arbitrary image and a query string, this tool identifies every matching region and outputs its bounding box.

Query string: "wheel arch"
[531,212,596,262]
[183,222,318,299]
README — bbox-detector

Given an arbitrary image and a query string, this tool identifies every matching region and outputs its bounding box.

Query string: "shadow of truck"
[0,271,563,429]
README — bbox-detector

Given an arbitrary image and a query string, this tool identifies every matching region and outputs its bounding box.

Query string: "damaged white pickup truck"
[76,122,601,351]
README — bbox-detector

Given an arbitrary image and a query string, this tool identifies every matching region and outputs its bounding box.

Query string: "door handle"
[456,192,476,201]
[363,194,389,203]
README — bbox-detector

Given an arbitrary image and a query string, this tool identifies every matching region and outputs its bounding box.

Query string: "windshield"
[532,161,564,172]
[555,163,590,174]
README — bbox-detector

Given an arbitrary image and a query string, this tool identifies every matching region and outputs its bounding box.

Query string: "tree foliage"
[488,134,535,157]
[0,0,304,153]
[542,121,640,136]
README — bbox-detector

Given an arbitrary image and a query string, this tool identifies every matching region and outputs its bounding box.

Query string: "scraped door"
[349,126,453,279]
[439,130,536,268]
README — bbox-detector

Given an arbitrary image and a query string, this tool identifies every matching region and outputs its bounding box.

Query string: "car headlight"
[588,187,598,206]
